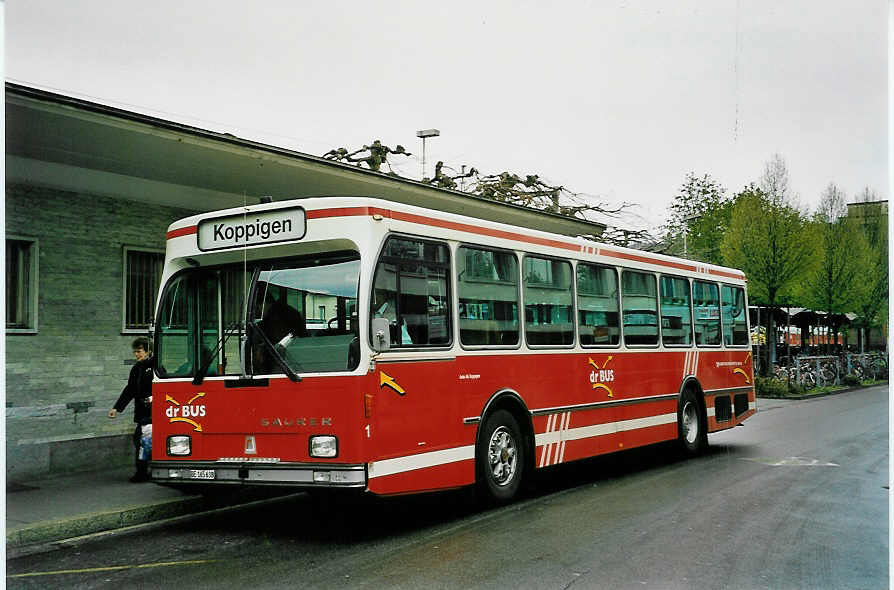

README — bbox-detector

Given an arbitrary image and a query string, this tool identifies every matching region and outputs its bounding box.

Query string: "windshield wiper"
[248,320,301,382]
[192,321,242,385]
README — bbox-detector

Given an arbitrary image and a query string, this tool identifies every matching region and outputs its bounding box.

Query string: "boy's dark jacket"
[113,356,155,425]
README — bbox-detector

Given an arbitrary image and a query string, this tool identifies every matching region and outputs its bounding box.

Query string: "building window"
[6,238,38,332]
[123,248,164,332]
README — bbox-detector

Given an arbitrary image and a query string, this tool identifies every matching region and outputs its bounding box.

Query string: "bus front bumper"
[150,460,367,488]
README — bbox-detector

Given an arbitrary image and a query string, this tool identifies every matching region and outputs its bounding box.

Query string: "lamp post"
[682,212,701,258]
[416,128,440,180]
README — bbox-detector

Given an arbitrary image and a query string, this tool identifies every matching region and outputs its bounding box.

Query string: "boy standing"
[109,337,155,482]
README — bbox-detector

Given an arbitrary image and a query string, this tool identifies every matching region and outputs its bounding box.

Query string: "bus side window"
[577,263,620,346]
[621,270,658,346]
[371,236,451,348]
[693,281,721,346]
[523,256,573,347]
[722,285,748,346]
[457,246,520,347]
[659,275,693,346]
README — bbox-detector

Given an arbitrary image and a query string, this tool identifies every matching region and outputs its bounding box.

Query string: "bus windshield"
[156,253,360,378]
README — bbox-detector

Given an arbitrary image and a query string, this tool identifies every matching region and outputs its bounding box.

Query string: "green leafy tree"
[804,183,871,353]
[721,156,812,373]
[850,188,888,350]
[664,172,731,264]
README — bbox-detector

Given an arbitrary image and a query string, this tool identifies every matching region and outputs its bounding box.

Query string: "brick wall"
[6,183,198,478]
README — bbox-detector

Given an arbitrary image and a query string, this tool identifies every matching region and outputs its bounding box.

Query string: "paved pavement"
[5,385,882,557]
[6,466,298,556]
[6,467,204,551]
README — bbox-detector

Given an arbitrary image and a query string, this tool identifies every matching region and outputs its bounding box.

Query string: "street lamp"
[682,212,701,258]
[416,128,440,180]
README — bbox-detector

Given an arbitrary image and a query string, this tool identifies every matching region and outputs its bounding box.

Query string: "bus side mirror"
[371,317,391,352]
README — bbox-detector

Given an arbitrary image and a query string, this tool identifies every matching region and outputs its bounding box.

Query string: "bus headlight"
[309,435,338,458]
[167,435,192,456]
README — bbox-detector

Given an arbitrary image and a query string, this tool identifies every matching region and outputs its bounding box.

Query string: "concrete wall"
[6,182,198,481]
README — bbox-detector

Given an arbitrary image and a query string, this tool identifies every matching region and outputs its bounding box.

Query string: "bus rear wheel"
[477,409,525,503]
[678,389,707,456]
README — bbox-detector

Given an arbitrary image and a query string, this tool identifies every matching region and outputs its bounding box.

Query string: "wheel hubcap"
[682,401,699,445]
[488,426,517,486]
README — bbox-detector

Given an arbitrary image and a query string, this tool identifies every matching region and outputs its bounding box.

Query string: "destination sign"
[197,207,306,251]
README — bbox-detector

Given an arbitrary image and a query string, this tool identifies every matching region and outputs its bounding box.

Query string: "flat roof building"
[5,83,605,480]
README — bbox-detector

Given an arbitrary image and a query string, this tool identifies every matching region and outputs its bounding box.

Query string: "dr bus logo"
[165,392,207,432]
[588,357,615,398]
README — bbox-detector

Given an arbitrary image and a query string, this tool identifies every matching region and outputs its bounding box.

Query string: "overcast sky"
[5,1,888,231]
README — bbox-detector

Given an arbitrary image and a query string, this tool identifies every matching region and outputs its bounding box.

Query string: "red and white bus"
[150,196,754,501]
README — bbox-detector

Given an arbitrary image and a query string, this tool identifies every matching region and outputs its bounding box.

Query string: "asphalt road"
[7,385,889,590]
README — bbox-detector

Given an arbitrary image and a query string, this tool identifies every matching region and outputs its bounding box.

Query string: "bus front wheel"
[477,409,525,503]
[678,389,707,456]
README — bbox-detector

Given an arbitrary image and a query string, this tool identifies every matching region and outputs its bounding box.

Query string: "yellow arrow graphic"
[379,371,406,395]
[187,392,206,405]
[588,356,613,370]
[170,417,203,432]
[733,368,751,384]
[592,383,614,397]
[165,394,180,406]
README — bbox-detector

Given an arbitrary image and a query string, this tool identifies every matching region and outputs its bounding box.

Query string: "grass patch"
[756,377,887,399]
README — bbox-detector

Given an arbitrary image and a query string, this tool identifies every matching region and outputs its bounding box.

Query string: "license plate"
[189,469,216,480]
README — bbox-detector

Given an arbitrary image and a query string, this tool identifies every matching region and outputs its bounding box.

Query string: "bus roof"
[166,196,746,282]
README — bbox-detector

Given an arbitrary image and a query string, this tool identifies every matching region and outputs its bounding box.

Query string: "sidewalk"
[6,466,205,551]
[6,466,296,554]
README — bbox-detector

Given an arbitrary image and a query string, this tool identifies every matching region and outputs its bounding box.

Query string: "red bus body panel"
[153,348,753,495]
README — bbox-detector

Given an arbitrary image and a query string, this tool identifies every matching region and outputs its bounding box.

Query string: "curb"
[6,494,205,549]
[757,381,887,401]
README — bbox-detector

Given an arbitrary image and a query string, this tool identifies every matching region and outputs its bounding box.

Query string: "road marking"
[8,559,219,578]
[741,456,840,467]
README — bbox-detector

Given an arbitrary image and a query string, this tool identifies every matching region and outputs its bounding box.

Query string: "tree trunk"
[769,311,777,368]
[763,307,775,376]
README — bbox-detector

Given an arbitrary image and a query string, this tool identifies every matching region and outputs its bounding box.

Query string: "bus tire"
[477,409,525,503]
[678,389,707,456]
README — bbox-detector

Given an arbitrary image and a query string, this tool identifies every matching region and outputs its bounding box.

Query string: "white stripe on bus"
[367,412,679,480]
[535,413,677,447]
[368,445,475,479]
[539,414,557,468]
[557,412,571,463]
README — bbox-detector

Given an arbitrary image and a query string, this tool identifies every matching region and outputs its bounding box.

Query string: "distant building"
[846,199,888,220]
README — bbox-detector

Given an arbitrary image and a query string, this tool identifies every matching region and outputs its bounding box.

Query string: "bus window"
[693,281,721,346]
[523,256,573,346]
[722,285,748,346]
[457,246,519,346]
[156,267,251,378]
[621,271,658,346]
[370,236,450,348]
[157,273,194,377]
[576,263,620,346]
[660,276,693,346]
[251,254,360,373]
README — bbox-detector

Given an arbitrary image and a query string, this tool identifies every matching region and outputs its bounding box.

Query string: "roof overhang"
[6,83,605,238]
